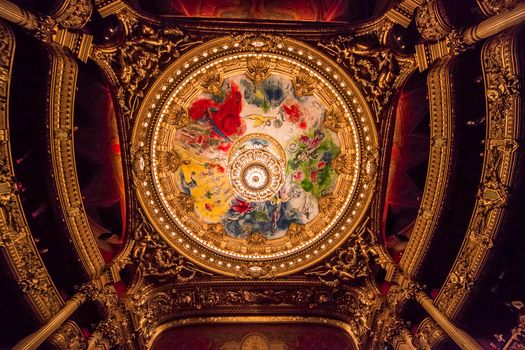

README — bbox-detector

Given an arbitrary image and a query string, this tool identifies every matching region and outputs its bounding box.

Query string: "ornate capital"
[387,281,424,311]
[416,0,452,41]
[47,321,87,350]
[52,0,93,29]
[94,318,122,348]
[413,318,448,350]
[381,315,411,344]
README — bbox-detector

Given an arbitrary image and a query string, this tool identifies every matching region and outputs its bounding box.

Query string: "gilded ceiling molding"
[148,316,360,350]
[126,280,378,346]
[0,21,64,323]
[47,44,105,280]
[90,14,200,133]
[476,0,523,16]
[415,0,453,41]
[46,320,87,350]
[400,57,455,277]
[319,33,416,122]
[434,28,522,319]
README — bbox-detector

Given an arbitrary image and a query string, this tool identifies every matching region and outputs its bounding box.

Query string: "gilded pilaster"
[47,44,105,280]
[435,27,522,319]
[13,275,112,350]
[400,57,455,277]
[0,20,64,323]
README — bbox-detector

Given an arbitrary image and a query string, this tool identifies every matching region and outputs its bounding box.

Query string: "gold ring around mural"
[133,35,378,277]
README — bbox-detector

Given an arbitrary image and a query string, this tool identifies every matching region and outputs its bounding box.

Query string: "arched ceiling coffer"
[131,35,379,277]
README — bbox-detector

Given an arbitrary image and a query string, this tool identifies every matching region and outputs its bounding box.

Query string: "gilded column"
[413,288,483,350]
[415,2,525,70]
[12,279,106,350]
[0,0,39,29]
[386,271,483,350]
[463,2,525,44]
[13,293,88,350]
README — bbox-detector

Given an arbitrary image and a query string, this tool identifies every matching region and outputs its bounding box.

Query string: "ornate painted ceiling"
[1,0,525,350]
[132,35,378,277]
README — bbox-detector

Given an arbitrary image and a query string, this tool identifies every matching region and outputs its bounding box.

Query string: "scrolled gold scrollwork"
[246,232,267,254]
[164,105,190,129]
[323,108,348,131]
[199,66,223,95]
[319,35,413,119]
[332,152,357,175]
[156,150,183,173]
[47,320,87,350]
[293,69,317,96]
[246,55,271,85]
[412,318,448,350]
[305,221,378,286]
[476,0,522,15]
[202,223,225,246]
[415,0,452,41]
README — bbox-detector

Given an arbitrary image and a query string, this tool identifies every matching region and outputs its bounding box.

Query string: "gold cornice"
[0,21,64,322]
[435,27,522,319]
[126,279,379,346]
[148,316,360,350]
[47,44,105,279]
[400,57,455,277]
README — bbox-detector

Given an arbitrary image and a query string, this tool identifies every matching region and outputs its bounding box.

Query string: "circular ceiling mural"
[132,35,379,277]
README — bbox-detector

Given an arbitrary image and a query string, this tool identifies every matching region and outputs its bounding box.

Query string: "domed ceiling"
[132,35,379,277]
